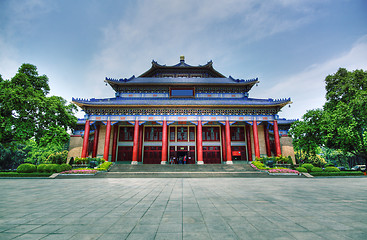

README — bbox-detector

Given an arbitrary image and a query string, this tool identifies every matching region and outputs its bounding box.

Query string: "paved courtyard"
[0,178,366,240]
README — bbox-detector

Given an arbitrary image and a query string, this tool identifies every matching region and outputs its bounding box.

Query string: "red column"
[197,120,203,164]
[81,120,90,158]
[264,124,271,157]
[92,125,100,158]
[253,120,260,159]
[138,125,143,162]
[111,124,118,162]
[132,120,139,164]
[245,125,253,161]
[103,120,111,161]
[221,126,226,162]
[274,120,282,156]
[161,120,168,164]
[225,120,232,163]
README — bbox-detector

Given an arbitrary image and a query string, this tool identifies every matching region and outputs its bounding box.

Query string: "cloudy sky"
[1,0,366,119]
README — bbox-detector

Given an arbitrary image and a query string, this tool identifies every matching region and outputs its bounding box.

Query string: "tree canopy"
[0,64,77,148]
[289,68,367,161]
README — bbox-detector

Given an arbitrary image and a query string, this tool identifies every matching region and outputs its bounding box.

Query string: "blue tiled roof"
[72,97,291,107]
[105,76,259,85]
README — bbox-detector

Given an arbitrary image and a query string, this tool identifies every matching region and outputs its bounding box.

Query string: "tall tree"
[289,109,325,155]
[0,64,77,147]
[323,68,367,159]
[290,68,367,162]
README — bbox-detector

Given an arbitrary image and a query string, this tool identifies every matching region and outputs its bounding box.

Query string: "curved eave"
[138,61,226,78]
[104,79,259,86]
[72,101,291,109]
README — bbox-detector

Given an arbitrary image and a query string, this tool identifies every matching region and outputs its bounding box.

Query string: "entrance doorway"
[169,146,195,164]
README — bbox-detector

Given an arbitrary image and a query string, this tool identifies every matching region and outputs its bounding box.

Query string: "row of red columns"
[81,119,282,162]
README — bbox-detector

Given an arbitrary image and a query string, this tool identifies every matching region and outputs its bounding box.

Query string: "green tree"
[290,68,367,164]
[323,68,367,160]
[0,64,77,148]
[289,109,325,155]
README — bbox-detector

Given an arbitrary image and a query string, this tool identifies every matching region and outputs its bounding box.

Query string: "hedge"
[37,164,48,172]
[311,172,363,177]
[17,163,37,173]
[311,167,323,172]
[301,163,314,173]
[296,167,307,173]
[0,172,52,177]
[324,166,340,172]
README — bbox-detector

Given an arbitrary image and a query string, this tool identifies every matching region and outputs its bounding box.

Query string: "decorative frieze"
[84,107,279,116]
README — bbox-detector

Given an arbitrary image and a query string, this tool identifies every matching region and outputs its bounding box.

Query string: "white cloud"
[260,35,367,119]
[86,0,322,97]
[0,37,20,80]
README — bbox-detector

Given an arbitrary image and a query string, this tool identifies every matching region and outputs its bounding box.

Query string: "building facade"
[70,57,295,164]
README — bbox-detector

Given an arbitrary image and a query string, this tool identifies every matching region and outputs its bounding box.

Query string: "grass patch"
[0,172,52,177]
[311,172,364,177]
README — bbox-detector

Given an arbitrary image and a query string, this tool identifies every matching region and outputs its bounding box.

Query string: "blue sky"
[1,0,366,119]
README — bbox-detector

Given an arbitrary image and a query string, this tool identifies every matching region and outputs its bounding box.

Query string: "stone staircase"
[95,163,271,178]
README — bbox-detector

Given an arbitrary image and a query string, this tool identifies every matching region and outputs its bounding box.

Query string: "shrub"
[17,163,37,173]
[37,164,48,173]
[296,167,307,173]
[98,161,112,171]
[74,157,89,164]
[46,151,68,164]
[301,163,314,172]
[60,163,72,172]
[252,161,267,169]
[324,166,340,172]
[44,164,60,173]
[311,167,323,172]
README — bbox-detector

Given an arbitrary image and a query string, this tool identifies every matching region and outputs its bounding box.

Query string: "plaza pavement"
[0,178,366,240]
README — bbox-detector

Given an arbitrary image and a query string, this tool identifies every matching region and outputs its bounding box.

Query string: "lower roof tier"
[72,97,291,108]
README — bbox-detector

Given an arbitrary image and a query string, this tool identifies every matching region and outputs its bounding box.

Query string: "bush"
[252,161,267,169]
[74,157,89,164]
[98,161,112,171]
[17,163,37,173]
[46,150,68,164]
[44,164,61,173]
[311,167,323,172]
[37,164,48,172]
[324,166,340,172]
[296,167,307,173]
[301,163,314,172]
[60,163,72,172]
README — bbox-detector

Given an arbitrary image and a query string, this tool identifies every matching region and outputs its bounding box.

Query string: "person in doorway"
[183,155,187,164]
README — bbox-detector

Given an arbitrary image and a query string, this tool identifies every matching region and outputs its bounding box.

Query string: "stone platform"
[56,163,304,178]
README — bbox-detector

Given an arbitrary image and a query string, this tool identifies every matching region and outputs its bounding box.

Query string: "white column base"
[161,161,167,165]
[226,161,233,164]
[197,161,204,165]
[131,161,138,165]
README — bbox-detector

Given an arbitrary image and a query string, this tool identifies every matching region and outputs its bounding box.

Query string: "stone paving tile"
[13,233,48,240]
[126,232,156,240]
[0,233,22,239]
[155,232,182,240]
[183,231,211,240]
[4,224,42,233]
[41,233,75,240]
[1,178,367,239]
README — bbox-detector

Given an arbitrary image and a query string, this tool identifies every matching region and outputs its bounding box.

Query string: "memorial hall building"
[70,57,295,164]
